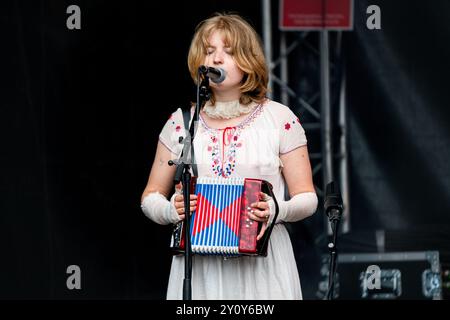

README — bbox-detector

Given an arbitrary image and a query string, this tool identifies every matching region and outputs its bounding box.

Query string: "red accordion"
[170,177,279,257]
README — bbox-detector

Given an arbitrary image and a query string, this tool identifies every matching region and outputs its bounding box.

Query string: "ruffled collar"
[203,100,257,119]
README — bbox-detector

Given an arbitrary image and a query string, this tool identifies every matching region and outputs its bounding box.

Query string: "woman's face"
[204,30,244,98]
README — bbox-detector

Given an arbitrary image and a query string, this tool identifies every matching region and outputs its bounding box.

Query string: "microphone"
[199,65,226,84]
[324,181,343,222]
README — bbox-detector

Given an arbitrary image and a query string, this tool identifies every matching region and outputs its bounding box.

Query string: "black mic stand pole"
[326,211,341,300]
[169,68,211,300]
[323,181,343,300]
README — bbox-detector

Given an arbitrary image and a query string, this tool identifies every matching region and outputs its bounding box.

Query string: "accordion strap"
[257,181,279,256]
[182,108,198,177]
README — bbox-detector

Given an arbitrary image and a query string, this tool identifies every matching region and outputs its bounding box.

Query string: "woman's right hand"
[173,194,198,220]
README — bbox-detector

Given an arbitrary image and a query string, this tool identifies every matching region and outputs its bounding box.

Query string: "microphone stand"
[324,181,344,300]
[168,68,211,300]
[325,210,341,300]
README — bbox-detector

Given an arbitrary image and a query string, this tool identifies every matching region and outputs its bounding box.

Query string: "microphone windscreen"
[210,68,226,84]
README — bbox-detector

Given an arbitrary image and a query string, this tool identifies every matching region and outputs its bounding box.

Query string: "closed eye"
[224,47,233,54]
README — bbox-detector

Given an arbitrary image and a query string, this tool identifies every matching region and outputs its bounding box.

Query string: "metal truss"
[262,0,350,234]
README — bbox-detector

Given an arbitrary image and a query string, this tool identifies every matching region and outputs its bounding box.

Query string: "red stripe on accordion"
[191,192,242,237]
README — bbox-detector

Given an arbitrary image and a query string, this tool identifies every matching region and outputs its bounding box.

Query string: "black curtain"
[0,0,262,299]
[345,0,450,245]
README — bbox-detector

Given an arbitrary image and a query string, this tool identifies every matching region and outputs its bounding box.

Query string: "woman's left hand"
[248,192,272,240]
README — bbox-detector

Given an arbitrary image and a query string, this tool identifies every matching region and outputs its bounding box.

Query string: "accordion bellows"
[170,176,279,257]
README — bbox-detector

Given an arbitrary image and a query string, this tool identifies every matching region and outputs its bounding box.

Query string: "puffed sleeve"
[279,106,307,154]
[158,108,186,156]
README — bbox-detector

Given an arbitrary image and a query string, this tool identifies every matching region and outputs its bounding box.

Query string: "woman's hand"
[173,194,198,220]
[247,192,272,240]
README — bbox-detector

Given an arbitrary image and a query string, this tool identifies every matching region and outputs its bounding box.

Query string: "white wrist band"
[267,192,318,224]
[141,192,181,225]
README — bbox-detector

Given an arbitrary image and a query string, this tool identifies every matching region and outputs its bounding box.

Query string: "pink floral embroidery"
[166,112,184,136]
[285,123,291,130]
[207,130,237,177]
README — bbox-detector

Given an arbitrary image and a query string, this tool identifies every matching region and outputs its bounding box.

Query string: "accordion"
[170,176,279,257]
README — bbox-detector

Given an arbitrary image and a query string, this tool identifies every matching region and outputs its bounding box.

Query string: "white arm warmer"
[140,192,181,225]
[268,192,318,223]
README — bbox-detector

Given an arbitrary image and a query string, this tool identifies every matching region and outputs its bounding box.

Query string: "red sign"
[280,0,353,31]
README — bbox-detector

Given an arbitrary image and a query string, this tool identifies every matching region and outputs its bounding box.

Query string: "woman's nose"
[213,51,224,64]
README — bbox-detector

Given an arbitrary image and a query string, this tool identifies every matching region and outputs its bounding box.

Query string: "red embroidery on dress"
[222,127,235,146]
[285,123,291,130]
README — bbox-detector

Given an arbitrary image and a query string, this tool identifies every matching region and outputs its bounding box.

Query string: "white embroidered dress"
[158,99,308,300]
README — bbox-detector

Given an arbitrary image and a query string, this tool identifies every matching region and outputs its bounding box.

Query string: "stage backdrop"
[1,0,449,299]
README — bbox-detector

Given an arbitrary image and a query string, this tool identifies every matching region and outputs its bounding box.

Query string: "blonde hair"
[187,13,268,105]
